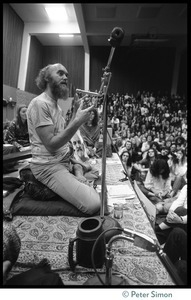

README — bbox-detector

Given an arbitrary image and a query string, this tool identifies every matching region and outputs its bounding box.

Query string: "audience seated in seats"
[150,141,161,156]
[134,131,142,148]
[170,142,177,155]
[111,114,120,137]
[79,107,100,158]
[70,130,99,184]
[130,136,142,154]
[165,139,172,153]
[120,115,127,131]
[139,159,173,205]
[167,149,187,197]
[175,135,186,149]
[146,133,153,145]
[158,146,169,161]
[155,183,187,247]
[181,128,187,143]
[65,89,187,200]
[163,228,187,285]
[27,63,101,215]
[4,104,30,150]
[119,139,139,162]
[140,136,150,159]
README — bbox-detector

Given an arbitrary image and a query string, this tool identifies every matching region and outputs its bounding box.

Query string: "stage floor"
[6,154,175,285]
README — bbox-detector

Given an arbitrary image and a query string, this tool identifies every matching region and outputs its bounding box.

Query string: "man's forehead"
[51,63,67,72]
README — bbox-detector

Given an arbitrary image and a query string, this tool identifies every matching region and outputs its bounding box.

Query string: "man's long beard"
[49,79,69,100]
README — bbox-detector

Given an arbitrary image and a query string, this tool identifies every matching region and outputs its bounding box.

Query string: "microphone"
[108,27,125,47]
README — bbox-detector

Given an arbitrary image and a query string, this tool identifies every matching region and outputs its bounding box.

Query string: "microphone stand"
[96,29,125,241]
[76,28,125,242]
[70,28,125,273]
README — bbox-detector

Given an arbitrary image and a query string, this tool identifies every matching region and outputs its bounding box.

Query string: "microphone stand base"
[99,215,122,243]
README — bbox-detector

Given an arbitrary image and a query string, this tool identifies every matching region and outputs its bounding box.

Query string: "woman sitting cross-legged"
[138,159,173,206]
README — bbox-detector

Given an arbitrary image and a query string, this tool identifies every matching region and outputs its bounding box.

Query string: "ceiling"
[9,3,187,51]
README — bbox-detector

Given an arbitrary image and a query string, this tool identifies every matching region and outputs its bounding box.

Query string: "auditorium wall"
[25,36,44,96]
[3,3,187,99]
[177,49,187,97]
[3,3,24,88]
[89,46,178,97]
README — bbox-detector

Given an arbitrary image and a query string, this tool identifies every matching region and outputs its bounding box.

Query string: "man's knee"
[85,191,101,215]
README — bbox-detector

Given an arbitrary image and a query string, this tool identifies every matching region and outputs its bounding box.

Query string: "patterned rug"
[7,156,175,286]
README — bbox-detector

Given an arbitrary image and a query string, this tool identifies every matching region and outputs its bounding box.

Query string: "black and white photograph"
[2,2,188,297]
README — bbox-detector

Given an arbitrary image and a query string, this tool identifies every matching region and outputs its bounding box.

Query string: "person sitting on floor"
[70,130,99,184]
[139,159,173,205]
[155,183,187,235]
[79,107,100,158]
[26,63,101,215]
[4,104,30,150]
[119,149,133,180]
[167,148,187,197]
[133,148,158,183]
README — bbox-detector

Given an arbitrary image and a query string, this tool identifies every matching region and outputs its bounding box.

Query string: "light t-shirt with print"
[27,92,72,165]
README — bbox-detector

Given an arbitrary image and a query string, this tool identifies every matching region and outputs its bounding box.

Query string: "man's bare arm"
[36,99,94,153]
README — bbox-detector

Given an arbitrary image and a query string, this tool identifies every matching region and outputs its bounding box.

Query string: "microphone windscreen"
[108,27,125,47]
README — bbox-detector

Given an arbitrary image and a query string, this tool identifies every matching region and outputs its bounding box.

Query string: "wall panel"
[3,4,24,87]
[177,49,187,97]
[25,36,44,95]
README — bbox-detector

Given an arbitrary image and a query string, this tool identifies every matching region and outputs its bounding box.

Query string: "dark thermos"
[68,217,105,271]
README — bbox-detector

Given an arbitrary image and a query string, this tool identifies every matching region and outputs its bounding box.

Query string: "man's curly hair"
[35,65,53,91]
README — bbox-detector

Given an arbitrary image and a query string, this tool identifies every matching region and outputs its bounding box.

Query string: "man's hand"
[75,97,94,124]
[72,93,84,114]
